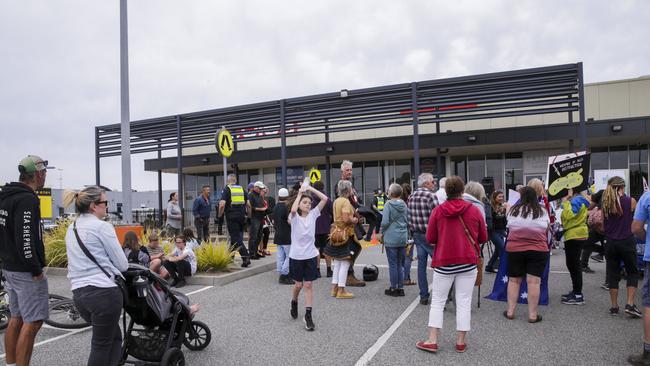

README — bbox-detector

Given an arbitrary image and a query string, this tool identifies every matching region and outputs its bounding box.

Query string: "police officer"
[365,188,386,241]
[0,155,49,366]
[218,174,251,267]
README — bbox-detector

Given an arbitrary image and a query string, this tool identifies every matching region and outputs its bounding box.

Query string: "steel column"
[176,116,184,229]
[280,100,287,188]
[119,0,132,223]
[411,82,421,178]
[325,123,331,197]
[95,127,101,186]
[157,140,163,227]
[578,62,587,151]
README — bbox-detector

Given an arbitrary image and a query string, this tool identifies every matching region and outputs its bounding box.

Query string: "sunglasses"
[95,200,108,206]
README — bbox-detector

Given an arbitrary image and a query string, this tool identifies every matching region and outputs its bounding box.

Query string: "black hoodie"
[0,182,46,276]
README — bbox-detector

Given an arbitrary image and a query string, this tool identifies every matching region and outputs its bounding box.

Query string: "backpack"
[587,207,604,234]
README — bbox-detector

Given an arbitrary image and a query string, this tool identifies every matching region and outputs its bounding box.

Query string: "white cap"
[278,188,289,198]
[254,181,266,189]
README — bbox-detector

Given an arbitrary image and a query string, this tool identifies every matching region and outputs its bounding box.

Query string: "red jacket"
[426,198,487,268]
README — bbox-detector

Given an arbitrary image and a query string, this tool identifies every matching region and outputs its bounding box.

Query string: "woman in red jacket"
[416,176,487,354]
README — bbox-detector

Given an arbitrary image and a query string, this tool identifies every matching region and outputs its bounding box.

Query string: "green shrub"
[44,219,71,268]
[195,241,235,272]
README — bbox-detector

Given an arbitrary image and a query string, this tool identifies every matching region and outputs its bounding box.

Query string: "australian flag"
[485,240,551,305]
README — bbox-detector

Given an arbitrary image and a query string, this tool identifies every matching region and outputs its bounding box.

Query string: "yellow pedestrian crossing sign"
[216,129,234,158]
[309,168,321,183]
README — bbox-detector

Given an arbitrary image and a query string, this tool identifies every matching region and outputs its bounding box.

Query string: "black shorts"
[507,251,548,278]
[315,234,329,252]
[289,256,319,282]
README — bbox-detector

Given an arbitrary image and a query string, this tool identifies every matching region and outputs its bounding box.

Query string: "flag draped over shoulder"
[485,241,551,305]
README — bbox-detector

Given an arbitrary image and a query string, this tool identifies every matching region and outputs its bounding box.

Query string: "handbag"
[73,221,129,305]
[458,216,483,286]
[329,223,349,245]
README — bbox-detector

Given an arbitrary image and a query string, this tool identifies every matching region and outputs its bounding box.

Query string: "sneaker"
[561,293,585,305]
[397,288,405,297]
[385,288,398,297]
[582,266,595,274]
[174,279,186,288]
[304,314,315,331]
[591,254,604,263]
[290,300,298,319]
[420,298,430,305]
[628,350,650,366]
[609,307,619,316]
[485,267,496,273]
[561,291,574,301]
[601,282,610,290]
[625,304,643,318]
[241,259,251,268]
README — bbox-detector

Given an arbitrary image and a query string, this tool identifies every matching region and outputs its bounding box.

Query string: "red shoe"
[416,341,438,353]
[455,343,467,353]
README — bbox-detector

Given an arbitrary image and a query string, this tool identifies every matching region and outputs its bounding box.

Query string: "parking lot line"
[355,295,421,366]
[0,285,214,360]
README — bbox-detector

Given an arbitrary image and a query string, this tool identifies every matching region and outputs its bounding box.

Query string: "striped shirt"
[434,263,477,275]
[407,187,438,233]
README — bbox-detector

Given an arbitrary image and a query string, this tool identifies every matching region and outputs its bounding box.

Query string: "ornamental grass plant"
[43,219,71,268]
[194,238,236,272]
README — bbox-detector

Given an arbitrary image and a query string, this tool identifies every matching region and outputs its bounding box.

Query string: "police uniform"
[365,193,385,241]
[220,184,251,266]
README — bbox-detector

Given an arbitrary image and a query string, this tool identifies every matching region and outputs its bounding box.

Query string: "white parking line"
[355,296,421,366]
[0,285,214,360]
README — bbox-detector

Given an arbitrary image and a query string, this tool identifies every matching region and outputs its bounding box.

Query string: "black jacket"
[0,182,46,276]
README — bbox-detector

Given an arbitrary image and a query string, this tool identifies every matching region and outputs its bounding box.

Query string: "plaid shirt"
[407,187,438,233]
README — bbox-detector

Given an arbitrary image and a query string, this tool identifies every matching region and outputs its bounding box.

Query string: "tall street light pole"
[120,0,133,223]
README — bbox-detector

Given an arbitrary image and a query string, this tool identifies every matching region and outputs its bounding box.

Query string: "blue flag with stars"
[485,243,550,305]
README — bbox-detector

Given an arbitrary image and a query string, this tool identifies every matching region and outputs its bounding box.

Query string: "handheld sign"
[308,168,321,183]
[545,151,590,201]
[216,129,234,158]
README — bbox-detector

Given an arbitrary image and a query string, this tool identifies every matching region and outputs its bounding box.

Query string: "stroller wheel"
[161,347,184,366]
[183,320,212,351]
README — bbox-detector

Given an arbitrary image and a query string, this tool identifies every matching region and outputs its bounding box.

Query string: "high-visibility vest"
[376,195,385,211]
[229,185,245,205]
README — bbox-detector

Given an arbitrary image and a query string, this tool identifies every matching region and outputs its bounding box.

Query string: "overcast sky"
[1,0,649,192]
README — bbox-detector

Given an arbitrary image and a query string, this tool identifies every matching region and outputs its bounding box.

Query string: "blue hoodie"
[380,199,408,247]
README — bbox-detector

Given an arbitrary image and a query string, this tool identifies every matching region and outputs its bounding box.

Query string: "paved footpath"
[1,244,644,365]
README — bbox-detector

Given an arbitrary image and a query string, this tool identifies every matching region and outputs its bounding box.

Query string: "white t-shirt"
[289,208,321,260]
[173,247,197,275]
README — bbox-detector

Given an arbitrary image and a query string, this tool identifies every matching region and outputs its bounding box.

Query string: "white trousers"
[428,269,477,331]
[331,259,350,287]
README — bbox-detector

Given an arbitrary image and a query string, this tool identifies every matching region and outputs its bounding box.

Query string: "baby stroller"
[119,264,211,366]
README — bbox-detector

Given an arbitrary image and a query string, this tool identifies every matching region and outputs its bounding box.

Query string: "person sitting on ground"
[146,232,165,274]
[123,230,150,268]
[183,227,201,250]
[502,186,550,323]
[601,176,641,318]
[161,235,197,288]
[380,183,409,297]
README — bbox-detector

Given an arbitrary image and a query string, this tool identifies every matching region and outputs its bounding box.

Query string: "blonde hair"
[527,178,545,197]
[63,186,104,214]
[601,176,625,218]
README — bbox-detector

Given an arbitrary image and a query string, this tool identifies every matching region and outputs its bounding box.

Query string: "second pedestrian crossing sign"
[216,129,234,158]
[309,168,321,183]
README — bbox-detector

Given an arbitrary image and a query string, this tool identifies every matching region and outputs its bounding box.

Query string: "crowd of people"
[2,154,650,365]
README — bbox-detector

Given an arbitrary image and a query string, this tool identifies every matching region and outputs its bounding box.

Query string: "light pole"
[120,0,133,223]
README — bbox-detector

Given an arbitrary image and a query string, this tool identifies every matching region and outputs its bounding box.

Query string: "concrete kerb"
[43,257,277,287]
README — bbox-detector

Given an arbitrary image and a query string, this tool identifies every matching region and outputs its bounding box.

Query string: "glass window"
[394,160,412,187]
[184,175,197,193]
[468,155,485,183]
[486,154,504,191]
[609,146,628,169]
[590,147,608,175]
[630,163,649,201]
[452,156,467,182]
[364,163,381,207]
[504,168,523,198]
[505,153,523,170]
[352,166,363,203]
[630,144,649,165]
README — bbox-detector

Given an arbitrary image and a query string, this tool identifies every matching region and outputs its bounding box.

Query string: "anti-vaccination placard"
[545,151,591,201]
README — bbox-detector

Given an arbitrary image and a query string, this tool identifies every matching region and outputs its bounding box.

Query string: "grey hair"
[438,177,447,189]
[227,174,237,184]
[464,181,486,201]
[417,173,434,187]
[340,160,353,171]
[337,179,353,197]
[388,183,402,198]
[63,186,104,214]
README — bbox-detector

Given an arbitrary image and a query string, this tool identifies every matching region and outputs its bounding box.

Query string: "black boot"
[628,350,650,366]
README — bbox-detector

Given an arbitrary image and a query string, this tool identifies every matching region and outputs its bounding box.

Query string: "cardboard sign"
[545,151,591,201]
[594,169,629,195]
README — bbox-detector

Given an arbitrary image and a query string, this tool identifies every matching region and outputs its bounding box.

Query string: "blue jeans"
[414,231,434,300]
[486,229,506,270]
[385,246,406,289]
[276,245,290,275]
[403,243,414,280]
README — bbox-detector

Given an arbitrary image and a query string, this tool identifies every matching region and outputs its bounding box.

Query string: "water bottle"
[134,275,148,298]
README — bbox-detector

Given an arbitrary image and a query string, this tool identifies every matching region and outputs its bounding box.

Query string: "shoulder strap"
[73,221,111,278]
[458,216,479,257]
